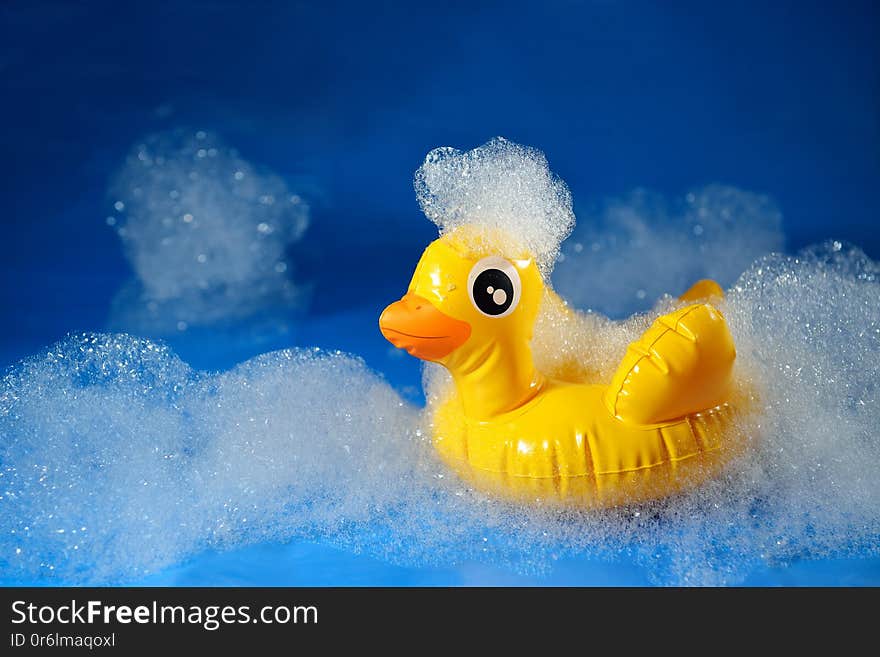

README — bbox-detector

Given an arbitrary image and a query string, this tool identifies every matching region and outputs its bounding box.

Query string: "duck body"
[380,227,741,508]
[433,381,735,506]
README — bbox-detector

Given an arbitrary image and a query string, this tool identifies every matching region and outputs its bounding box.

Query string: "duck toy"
[379,139,743,508]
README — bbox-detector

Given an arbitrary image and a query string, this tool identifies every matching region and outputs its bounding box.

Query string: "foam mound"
[2,241,878,585]
[414,137,574,273]
[2,136,878,585]
[553,185,785,317]
[108,130,310,332]
[0,335,423,582]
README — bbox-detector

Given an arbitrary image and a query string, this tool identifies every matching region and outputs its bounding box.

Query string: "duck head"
[380,226,546,418]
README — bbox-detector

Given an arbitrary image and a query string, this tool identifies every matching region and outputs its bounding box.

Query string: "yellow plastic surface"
[679,278,725,302]
[379,228,741,507]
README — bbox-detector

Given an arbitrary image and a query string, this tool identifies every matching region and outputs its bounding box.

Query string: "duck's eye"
[467,256,521,318]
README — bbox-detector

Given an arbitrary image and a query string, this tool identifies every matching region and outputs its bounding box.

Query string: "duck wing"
[603,303,736,425]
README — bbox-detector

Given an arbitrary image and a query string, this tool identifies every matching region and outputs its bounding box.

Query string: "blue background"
[1,0,878,585]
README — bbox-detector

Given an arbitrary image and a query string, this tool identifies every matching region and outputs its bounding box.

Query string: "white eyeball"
[467,256,521,318]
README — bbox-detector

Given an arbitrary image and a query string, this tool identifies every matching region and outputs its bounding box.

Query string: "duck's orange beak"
[379,293,471,362]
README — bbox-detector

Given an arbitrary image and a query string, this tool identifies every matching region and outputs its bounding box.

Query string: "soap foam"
[2,241,878,585]
[553,185,785,317]
[0,335,425,582]
[415,137,574,274]
[2,135,878,585]
[108,130,310,332]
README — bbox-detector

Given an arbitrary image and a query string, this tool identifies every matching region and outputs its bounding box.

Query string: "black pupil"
[472,268,514,316]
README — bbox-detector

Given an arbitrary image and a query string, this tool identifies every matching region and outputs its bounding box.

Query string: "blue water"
[1,0,879,586]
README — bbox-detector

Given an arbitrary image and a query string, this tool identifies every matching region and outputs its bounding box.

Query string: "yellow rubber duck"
[379,227,740,507]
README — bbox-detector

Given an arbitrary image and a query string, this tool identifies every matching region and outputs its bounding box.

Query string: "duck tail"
[679,278,725,303]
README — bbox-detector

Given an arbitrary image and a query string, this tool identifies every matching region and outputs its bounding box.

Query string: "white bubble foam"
[415,137,574,273]
[3,240,878,585]
[553,185,785,317]
[526,241,878,584]
[3,138,879,584]
[0,335,424,582]
[108,130,310,332]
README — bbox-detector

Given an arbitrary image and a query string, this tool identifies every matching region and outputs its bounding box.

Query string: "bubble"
[4,135,878,585]
[553,186,785,317]
[4,243,879,586]
[0,334,424,582]
[414,137,574,274]
[430,230,879,587]
[107,130,310,332]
